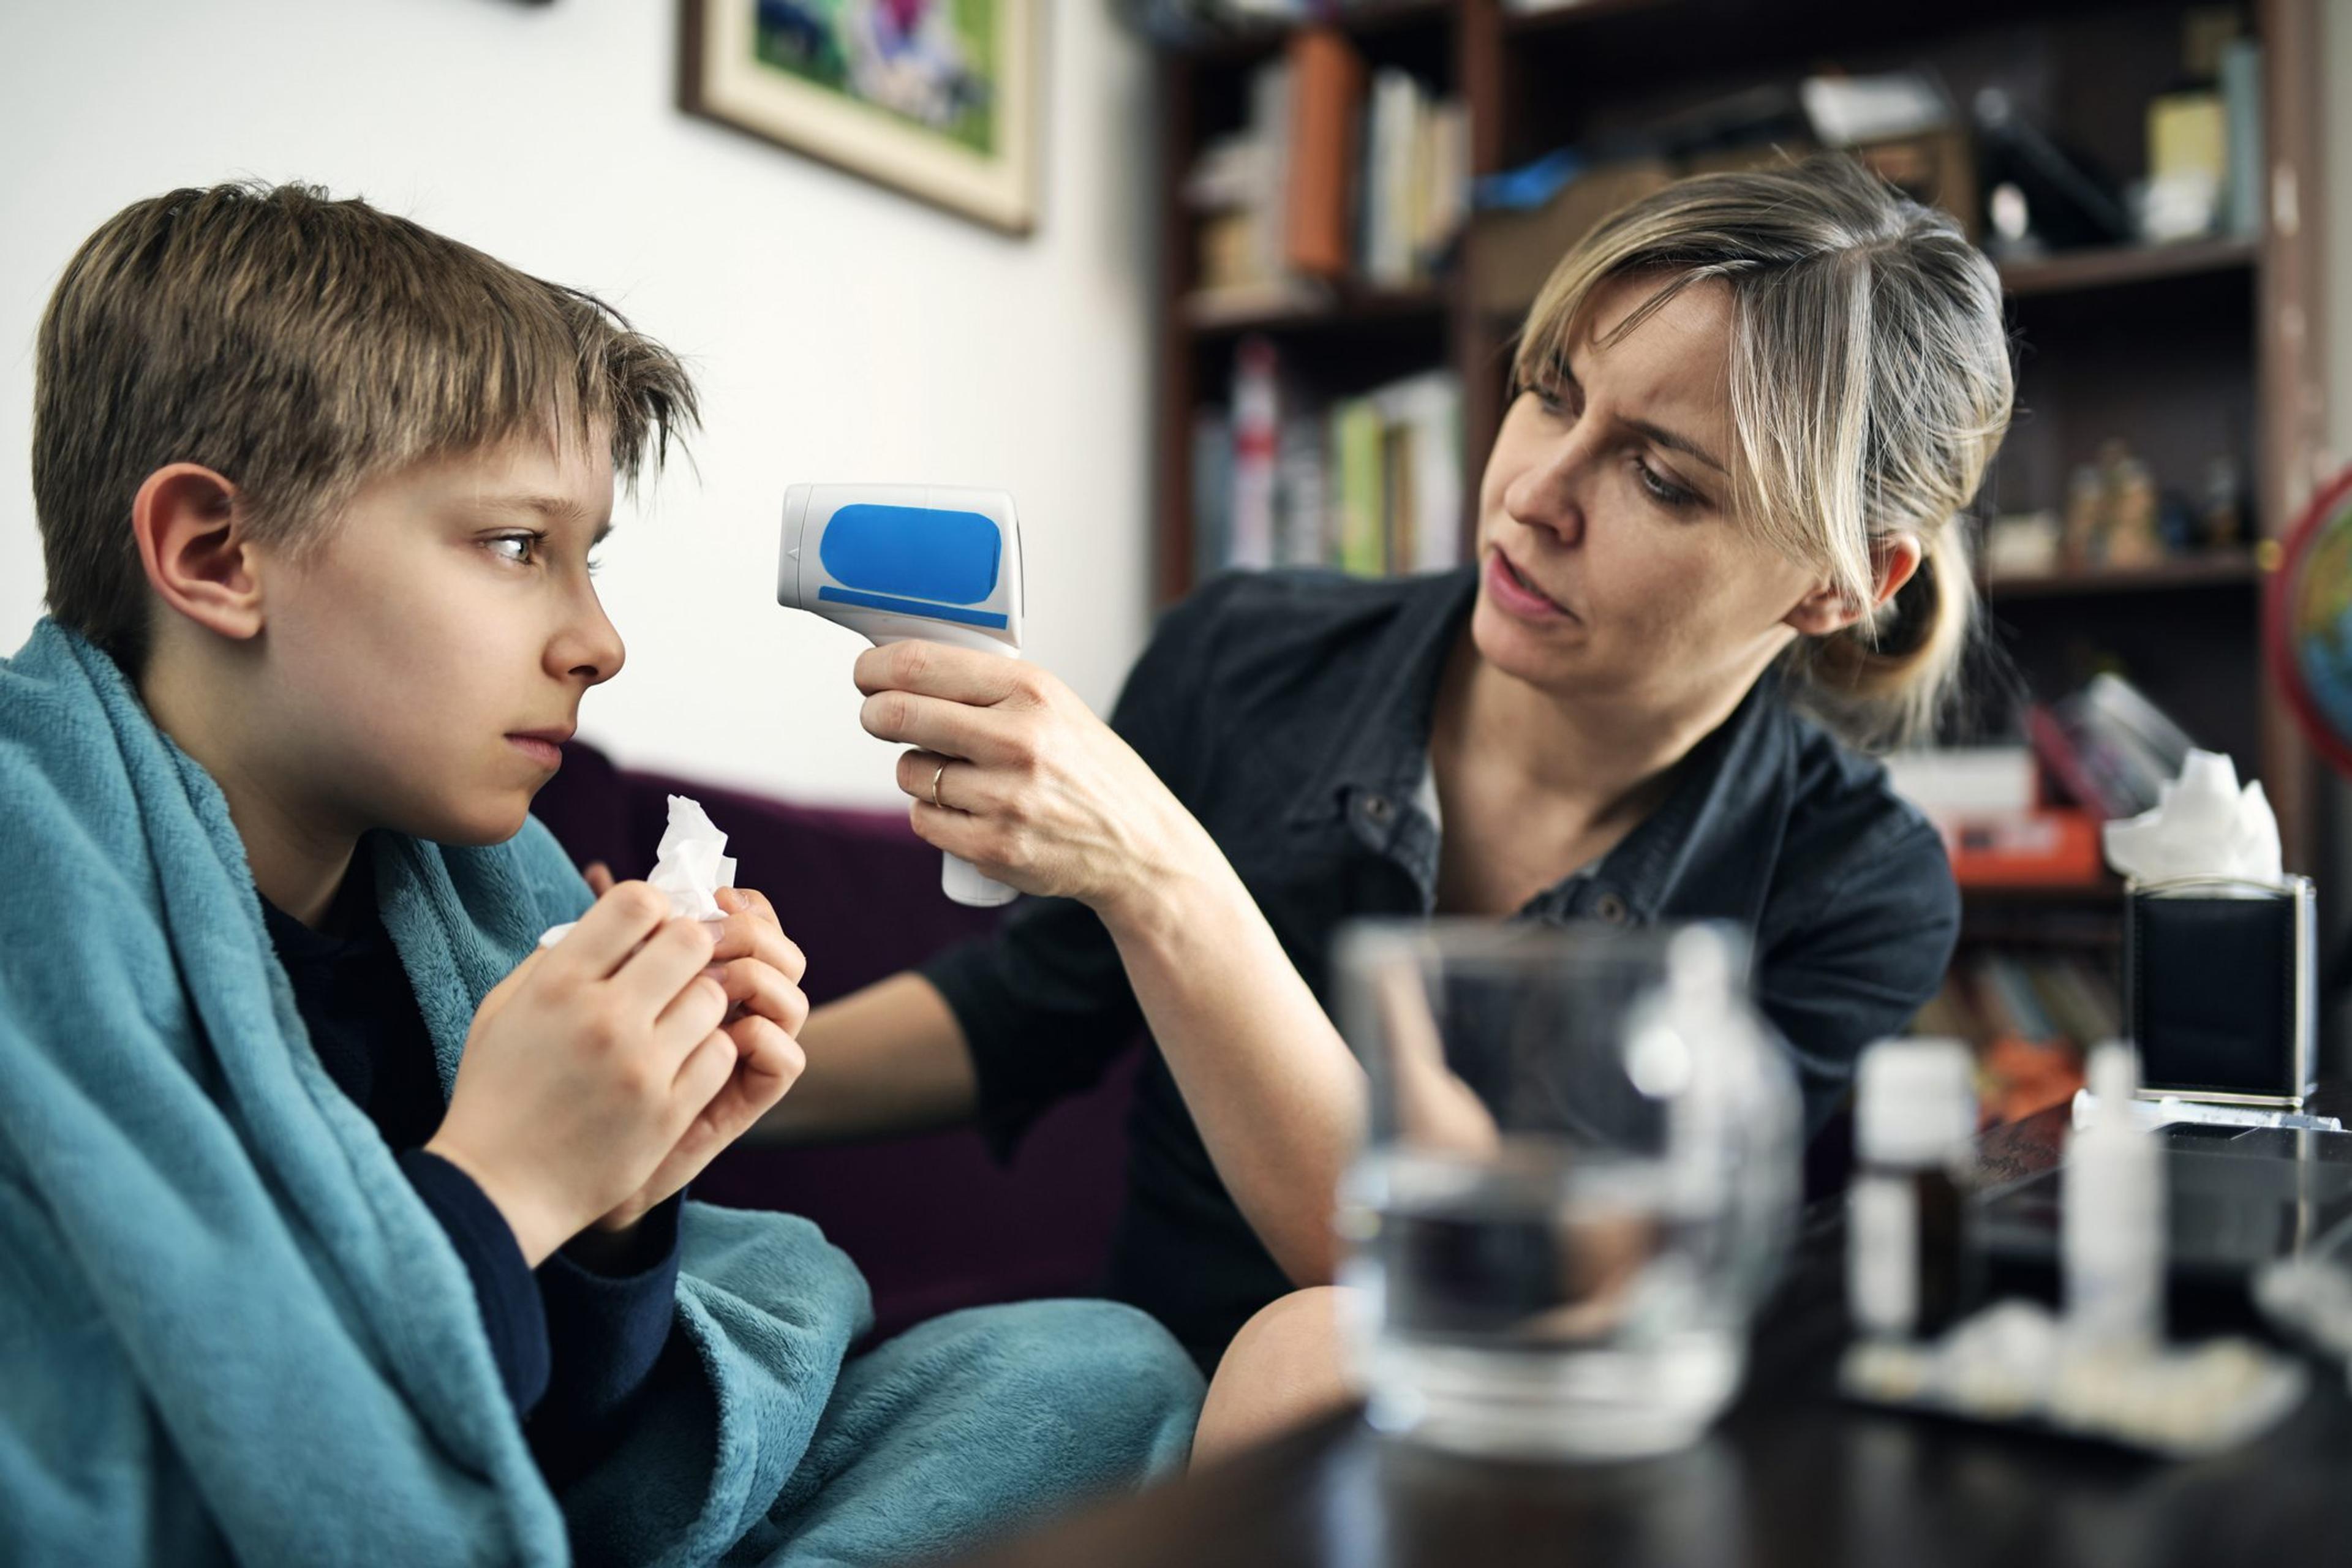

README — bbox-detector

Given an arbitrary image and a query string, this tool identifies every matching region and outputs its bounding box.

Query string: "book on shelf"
[1190,410,1235,586]
[1938,951,2120,1048]
[1914,950,2113,1121]
[1226,336,1282,569]
[2026,673,2197,821]
[1883,747,2038,819]
[2220,39,2264,239]
[2140,28,2266,245]
[1285,26,1363,279]
[1882,745,2101,888]
[1362,67,1457,288]
[1183,29,1466,314]
[1193,337,1464,581]
[1942,812,2101,888]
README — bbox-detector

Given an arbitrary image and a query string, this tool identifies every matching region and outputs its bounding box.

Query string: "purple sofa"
[531,741,1137,1343]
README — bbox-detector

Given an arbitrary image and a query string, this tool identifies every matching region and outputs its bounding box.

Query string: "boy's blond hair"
[34,181,697,669]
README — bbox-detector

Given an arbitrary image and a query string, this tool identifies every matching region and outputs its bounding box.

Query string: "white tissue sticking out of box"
[2100,749,2282,887]
[538,794,738,948]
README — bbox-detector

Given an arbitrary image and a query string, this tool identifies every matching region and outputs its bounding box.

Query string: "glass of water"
[1333,920,1801,1460]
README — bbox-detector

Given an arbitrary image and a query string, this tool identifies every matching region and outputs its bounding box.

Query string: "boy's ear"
[132,464,265,643]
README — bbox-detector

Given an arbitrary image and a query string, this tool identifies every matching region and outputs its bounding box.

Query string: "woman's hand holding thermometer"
[849,638,1224,926]
[775,483,1026,907]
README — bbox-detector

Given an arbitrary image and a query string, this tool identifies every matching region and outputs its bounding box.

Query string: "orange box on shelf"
[1935,809,2104,888]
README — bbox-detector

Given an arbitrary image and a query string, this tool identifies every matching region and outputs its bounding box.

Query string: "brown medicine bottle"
[1847,1039,1980,1341]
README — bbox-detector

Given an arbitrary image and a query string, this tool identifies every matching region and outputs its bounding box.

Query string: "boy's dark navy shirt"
[260,846,681,1483]
[921,567,1960,1366]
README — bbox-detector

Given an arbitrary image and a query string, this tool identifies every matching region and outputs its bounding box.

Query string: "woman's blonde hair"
[1513,153,2015,749]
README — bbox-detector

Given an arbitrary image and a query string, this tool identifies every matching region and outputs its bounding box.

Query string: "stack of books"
[1184,28,1468,320]
[1885,674,2204,886]
[2027,673,2198,821]
[1193,341,1464,579]
[1883,745,2101,888]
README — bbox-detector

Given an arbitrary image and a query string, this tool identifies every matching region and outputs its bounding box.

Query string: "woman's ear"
[131,463,265,643]
[1783,533,1923,637]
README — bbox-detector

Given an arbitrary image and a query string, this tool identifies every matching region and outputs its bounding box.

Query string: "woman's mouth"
[1483,548,1572,622]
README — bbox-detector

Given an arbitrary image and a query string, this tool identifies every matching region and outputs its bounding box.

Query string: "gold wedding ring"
[930,760,949,811]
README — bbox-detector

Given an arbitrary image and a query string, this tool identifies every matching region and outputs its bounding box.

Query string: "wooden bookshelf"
[1147,0,2330,871]
[1997,236,2258,297]
[1186,0,1452,62]
[1181,281,1449,334]
[1982,550,2263,601]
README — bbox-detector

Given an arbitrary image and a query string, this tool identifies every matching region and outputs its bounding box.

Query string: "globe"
[2268,467,2352,777]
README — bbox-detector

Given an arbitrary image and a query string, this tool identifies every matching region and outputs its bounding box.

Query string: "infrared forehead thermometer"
[777,484,1025,907]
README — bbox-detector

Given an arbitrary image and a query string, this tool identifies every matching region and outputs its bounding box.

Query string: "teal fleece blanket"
[0,620,1201,1566]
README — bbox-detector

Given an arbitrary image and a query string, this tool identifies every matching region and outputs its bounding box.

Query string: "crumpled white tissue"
[538,794,738,948]
[644,794,739,919]
[2101,749,2283,887]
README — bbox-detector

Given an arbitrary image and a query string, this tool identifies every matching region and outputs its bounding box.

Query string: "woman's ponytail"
[1788,521,1978,750]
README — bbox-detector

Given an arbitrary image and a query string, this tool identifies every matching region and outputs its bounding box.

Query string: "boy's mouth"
[505,728,572,771]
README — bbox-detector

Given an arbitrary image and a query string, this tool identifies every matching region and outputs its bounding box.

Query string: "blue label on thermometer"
[820,503,1002,605]
[815,586,1010,628]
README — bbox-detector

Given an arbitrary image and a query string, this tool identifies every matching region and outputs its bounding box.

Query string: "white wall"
[0,0,1158,805]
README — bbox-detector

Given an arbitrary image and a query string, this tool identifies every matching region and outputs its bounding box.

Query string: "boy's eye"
[486,532,542,566]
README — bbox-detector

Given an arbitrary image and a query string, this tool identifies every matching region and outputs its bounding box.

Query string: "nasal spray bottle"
[777,484,1024,907]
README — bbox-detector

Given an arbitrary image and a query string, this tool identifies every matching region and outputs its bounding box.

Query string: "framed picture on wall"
[678,1,1041,235]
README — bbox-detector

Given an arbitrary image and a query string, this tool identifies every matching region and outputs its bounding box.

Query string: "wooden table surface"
[938,1102,2352,1568]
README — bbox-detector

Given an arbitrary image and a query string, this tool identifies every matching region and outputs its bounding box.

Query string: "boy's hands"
[584,880,809,1236]
[426,881,734,1266]
[429,871,812,1265]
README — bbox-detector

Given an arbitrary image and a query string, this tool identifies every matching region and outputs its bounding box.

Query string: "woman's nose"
[1506,440,1588,548]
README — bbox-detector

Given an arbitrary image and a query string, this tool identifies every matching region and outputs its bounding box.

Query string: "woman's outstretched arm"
[750,971,979,1144]
[852,638,1367,1286]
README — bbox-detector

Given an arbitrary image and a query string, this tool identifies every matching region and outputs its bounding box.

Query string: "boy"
[0,183,1199,1566]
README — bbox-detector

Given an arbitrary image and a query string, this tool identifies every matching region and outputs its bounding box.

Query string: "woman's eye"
[486,533,540,566]
[1634,458,1699,510]
[1528,382,1570,418]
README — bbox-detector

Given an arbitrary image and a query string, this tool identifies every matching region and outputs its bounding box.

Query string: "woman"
[771,154,2014,1453]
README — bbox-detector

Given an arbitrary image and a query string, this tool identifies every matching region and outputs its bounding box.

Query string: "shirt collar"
[1284,567,1480,832]
[1570,673,1795,925]
[1284,567,1800,925]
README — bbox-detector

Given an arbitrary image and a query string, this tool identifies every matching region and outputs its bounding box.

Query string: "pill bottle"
[1848,1038,1979,1341]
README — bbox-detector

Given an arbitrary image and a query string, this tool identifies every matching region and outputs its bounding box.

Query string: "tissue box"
[2123,875,2316,1106]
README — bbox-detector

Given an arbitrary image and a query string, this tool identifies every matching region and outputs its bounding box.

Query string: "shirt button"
[1362,794,1395,825]
[1593,892,1629,925]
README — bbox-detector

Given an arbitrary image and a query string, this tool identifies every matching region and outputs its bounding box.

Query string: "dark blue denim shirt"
[923,566,1958,1365]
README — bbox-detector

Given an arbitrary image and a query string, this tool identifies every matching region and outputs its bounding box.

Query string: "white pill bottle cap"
[1855,1038,1978,1167]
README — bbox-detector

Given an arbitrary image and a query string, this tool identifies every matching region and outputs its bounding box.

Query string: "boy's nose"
[553,598,626,687]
